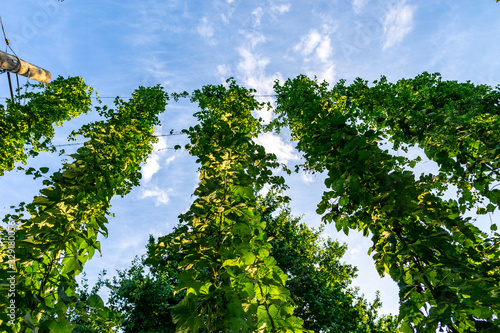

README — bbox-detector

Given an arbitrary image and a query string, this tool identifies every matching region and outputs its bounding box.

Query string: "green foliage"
[68,272,121,333]
[150,79,307,332]
[70,235,183,333]
[0,85,168,332]
[71,248,179,333]
[345,72,500,215]
[80,194,397,333]
[0,76,94,176]
[105,236,181,333]
[2,71,498,333]
[259,192,399,333]
[260,193,399,332]
[273,74,500,332]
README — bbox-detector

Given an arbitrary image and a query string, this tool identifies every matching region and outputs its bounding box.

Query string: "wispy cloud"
[217,64,231,76]
[244,31,267,48]
[140,186,173,206]
[316,36,333,63]
[253,133,299,164]
[293,28,336,83]
[197,16,214,39]
[142,154,161,183]
[165,155,177,165]
[271,3,291,14]
[236,47,283,123]
[382,0,415,49]
[142,56,172,87]
[294,30,322,59]
[301,173,315,184]
[141,135,169,183]
[352,0,368,14]
[252,7,264,26]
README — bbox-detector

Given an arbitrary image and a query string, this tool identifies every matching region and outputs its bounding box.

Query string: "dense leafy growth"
[72,193,398,333]
[148,80,306,332]
[71,246,180,333]
[273,73,500,332]
[1,71,499,333]
[0,76,93,176]
[259,193,399,333]
[0,84,168,332]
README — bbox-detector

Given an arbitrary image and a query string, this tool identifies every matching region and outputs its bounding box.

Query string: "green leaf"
[241,249,256,265]
[57,287,73,304]
[47,317,74,333]
[86,294,104,308]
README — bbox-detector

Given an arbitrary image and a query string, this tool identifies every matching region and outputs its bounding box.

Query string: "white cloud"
[352,0,368,13]
[271,4,291,14]
[301,173,315,184]
[294,29,322,58]
[142,56,171,87]
[259,183,272,197]
[217,64,231,77]
[140,186,173,206]
[349,245,362,256]
[293,29,336,83]
[236,47,283,123]
[197,17,214,39]
[115,230,144,252]
[382,0,415,49]
[244,31,267,48]
[317,36,332,62]
[320,64,335,83]
[252,7,264,26]
[142,154,161,183]
[165,155,176,165]
[237,48,270,79]
[253,133,299,164]
[141,136,168,183]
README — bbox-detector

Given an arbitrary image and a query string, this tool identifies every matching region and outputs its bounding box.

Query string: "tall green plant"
[273,74,500,332]
[150,80,306,332]
[74,192,399,333]
[0,85,168,332]
[344,72,500,214]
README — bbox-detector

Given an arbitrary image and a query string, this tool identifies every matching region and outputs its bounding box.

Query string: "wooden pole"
[0,50,51,83]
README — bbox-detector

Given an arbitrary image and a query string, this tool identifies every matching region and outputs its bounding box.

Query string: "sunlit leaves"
[153,79,306,332]
[0,84,168,332]
[0,76,94,176]
[274,73,500,332]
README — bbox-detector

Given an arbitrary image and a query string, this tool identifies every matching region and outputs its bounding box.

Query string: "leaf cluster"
[0,76,94,176]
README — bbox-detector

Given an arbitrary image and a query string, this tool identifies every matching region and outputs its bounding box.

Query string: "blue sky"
[1,0,500,316]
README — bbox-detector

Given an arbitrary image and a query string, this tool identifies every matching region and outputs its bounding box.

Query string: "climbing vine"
[0,85,168,332]
[273,74,500,333]
[2,71,498,332]
[345,72,500,214]
[0,76,94,176]
[149,80,307,332]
